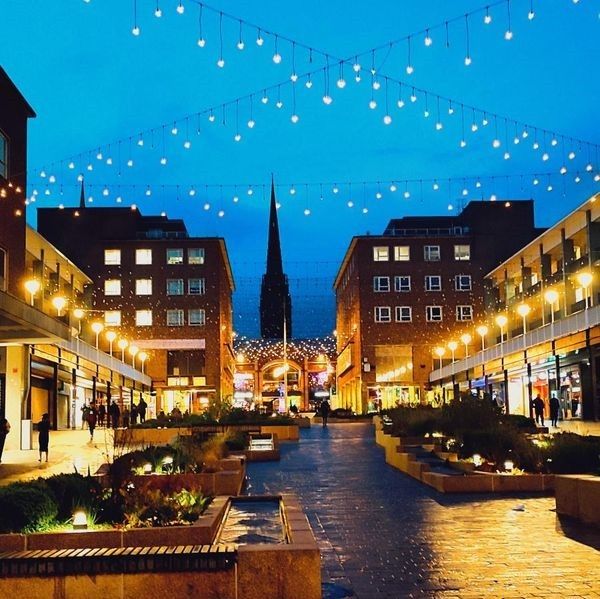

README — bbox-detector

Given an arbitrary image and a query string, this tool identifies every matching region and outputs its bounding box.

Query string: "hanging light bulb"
[197,37,206,47]
[368,99,377,109]
[218,210,225,217]
[482,117,489,126]
[347,200,354,208]
[522,130,529,139]
[68,162,75,169]
[397,99,405,108]
[460,139,467,148]
[433,182,439,191]
[528,9,535,20]
[275,100,283,109]
[102,187,109,196]
[542,152,549,161]
[189,188,196,196]
[183,140,191,149]
[160,157,167,165]
[106,157,113,165]
[547,184,554,191]
[424,31,433,46]
[272,52,282,64]
[404,190,411,199]
[234,133,241,142]
[132,25,140,36]
[464,56,472,66]
[504,151,511,160]
[560,166,567,175]
[362,207,368,214]
[372,80,381,90]
[513,136,520,145]
[423,109,430,118]
[435,122,443,131]
[471,123,479,132]
[233,195,239,203]
[305,78,313,89]
[247,187,254,195]
[322,95,333,105]
[383,115,392,125]
[484,11,492,24]
[237,40,245,50]
[176,2,184,14]
[353,62,361,73]
[304,208,311,216]
[533,141,540,150]
[127,159,134,167]
[208,112,216,122]
[375,192,383,199]
[48,175,56,183]
[533,178,539,185]
[492,139,501,148]
[155,6,162,17]
[332,186,339,194]
[96,151,103,160]
[291,114,300,124]
[551,138,558,147]
[145,187,152,196]
[568,151,576,160]
[137,138,144,146]
[504,30,513,40]
[475,181,482,188]
[256,32,264,46]
[410,92,417,103]
[406,64,414,75]
[575,176,581,183]
[337,78,346,89]
[586,163,593,172]
[247,119,256,128]
[217,58,225,68]
[289,186,296,195]
[203,203,210,210]
[261,94,269,104]
[389,184,397,192]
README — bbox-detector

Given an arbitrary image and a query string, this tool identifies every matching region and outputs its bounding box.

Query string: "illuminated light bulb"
[96,151,103,160]
[542,152,549,161]
[116,196,122,203]
[218,210,225,218]
[305,79,313,89]
[490,194,497,201]
[106,157,113,165]
[568,151,576,160]
[471,123,479,132]
[448,106,455,115]
[289,187,296,195]
[484,13,492,24]
[275,100,283,109]
[234,133,241,142]
[522,130,529,138]
[189,188,196,196]
[513,136,520,145]
[448,203,454,210]
[410,93,417,103]
[160,157,167,165]
[504,30,513,40]
[137,138,144,146]
[370,67,376,75]
[355,75,361,83]
[350,63,360,74]
[68,162,75,169]
[233,195,239,203]
[362,207,368,214]
[155,7,162,17]
[475,181,482,188]
[383,114,392,125]
[261,95,269,104]
[332,186,339,194]
[404,190,411,199]
[533,178,539,185]
[433,182,439,191]
[127,159,134,167]
[272,53,282,64]
[247,119,255,128]
[368,99,377,109]
[131,26,140,36]
[389,184,397,192]
[528,10,535,20]
[333,78,346,90]
[176,2,184,14]
[304,208,311,216]
[586,163,593,172]
[551,138,558,147]
[76,176,83,183]
[171,126,178,135]
[435,122,443,131]
[275,202,281,209]
[40,170,47,178]
[290,114,300,124]
[423,110,430,118]
[482,117,489,126]
[547,184,554,191]
[87,164,93,171]
[102,187,109,196]
[203,203,210,210]
[247,187,254,195]
[406,64,414,75]
[492,139,501,148]
[375,192,383,199]
[322,95,333,105]
[183,140,191,149]
[145,188,152,196]
[560,166,567,175]
[237,40,245,50]
[217,58,225,68]
[44,189,51,196]
[287,73,297,84]
[208,113,216,122]
[462,188,468,196]
[373,80,381,91]
[397,99,405,108]
[424,35,433,47]
[575,176,581,183]
[59,203,64,209]
[347,200,354,208]
[595,174,600,182]
[460,139,467,148]
[256,35,264,46]
[49,175,56,183]
[87,196,93,202]
[197,38,206,47]
[504,151,511,160]
[464,56,472,66]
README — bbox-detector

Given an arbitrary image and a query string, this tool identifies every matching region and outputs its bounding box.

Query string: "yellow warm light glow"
[128,345,139,357]
[91,322,104,334]
[117,338,129,350]
[138,351,148,362]
[544,289,559,304]
[72,510,88,530]
[577,272,593,288]
[236,352,246,363]
[448,341,458,351]
[476,325,488,337]
[24,279,41,295]
[517,303,531,317]
[73,308,85,319]
[52,296,67,312]
[273,364,290,378]
[105,331,117,343]
[495,314,508,327]
[460,333,472,345]
[434,347,445,358]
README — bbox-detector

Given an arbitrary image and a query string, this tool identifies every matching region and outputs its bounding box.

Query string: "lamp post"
[51,295,67,317]
[138,351,148,374]
[91,322,104,350]
[448,341,458,363]
[129,344,139,368]
[460,333,472,358]
[577,271,593,308]
[544,289,559,325]
[517,303,530,335]
[24,279,41,306]
[434,347,445,370]
[118,338,129,361]
[105,331,117,356]
[495,314,508,344]
[476,325,488,351]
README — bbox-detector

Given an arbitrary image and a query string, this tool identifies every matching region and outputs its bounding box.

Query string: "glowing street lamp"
[118,338,129,361]
[517,303,531,335]
[460,333,472,357]
[51,296,67,317]
[138,351,148,374]
[105,330,117,356]
[577,271,593,308]
[24,279,41,305]
[495,314,508,343]
[91,322,104,349]
[448,341,458,362]
[129,344,139,367]
[434,346,445,369]
[476,325,489,351]
[544,289,559,324]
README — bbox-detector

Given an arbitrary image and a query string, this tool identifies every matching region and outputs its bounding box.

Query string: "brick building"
[333,200,542,413]
[37,201,235,415]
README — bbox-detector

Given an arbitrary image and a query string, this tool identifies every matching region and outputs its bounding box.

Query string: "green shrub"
[44,473,102,520]
[546,433,600,474]
[388,406,442,437]
[220,409,294,425]
[502,414,537,429]
[223,430,248,451]
[439,396,502,437]
[0,481,58,533]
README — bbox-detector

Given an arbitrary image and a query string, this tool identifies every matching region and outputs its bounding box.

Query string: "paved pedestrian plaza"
[246,423,600,598]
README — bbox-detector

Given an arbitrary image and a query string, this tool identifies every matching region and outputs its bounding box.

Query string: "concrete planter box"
[555,474,600,526]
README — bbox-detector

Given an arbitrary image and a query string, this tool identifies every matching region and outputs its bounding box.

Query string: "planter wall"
[555,474,600,526]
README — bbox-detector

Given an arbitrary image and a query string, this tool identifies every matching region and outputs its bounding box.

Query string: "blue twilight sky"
[2,0,600,337]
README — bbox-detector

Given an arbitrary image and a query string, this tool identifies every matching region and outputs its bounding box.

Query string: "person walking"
[109,401,121,429]
[137,397,147,423]
[81,403,90,429]
[38,413,50,463]
[87,405,97,441]
[320,399,331,428]
[130,403,138,426]
[122,406,130,429]
[549,393,560,427]
[0,418,11,463]
[533,394,545,426]
[98,401,106,427]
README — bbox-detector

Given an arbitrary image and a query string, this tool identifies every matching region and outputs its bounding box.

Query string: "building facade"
[429,194,600,425]
[334,201,542,413]
[37,203,235,415]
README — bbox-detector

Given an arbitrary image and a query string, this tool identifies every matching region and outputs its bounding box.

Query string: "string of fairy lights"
[20,0,597,198]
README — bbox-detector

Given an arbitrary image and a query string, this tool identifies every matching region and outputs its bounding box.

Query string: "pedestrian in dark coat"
[549,394,560,427]
[87,407,97,441]
[533,395,545,426]
[38,413,50,462]
[320,399,331,428]
[137,397,147,423]
[98,401,106,427]
[109,401,121,429]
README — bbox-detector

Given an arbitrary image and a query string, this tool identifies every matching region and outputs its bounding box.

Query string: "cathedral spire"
[79,178,86,210]
[265,175,283,276]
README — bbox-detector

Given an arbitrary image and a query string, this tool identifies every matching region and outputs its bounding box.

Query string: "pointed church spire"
[79,179,86,210]
[265,176,283,276]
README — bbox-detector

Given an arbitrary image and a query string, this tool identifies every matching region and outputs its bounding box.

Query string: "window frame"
[456,305,474,321]
[104,310,121,327]
[166,278,184,296]
[424,245,441,262]
[104,279,121,296]
[394,245,410,261]
[135,248,153,265]
[188,248,205,265]
[135,278,153,296]
[166,309,185,326]
[394,275,411,292]
[166,248,184,265]
[188,308,206,326]
[373,246,389,262]
[426,305,443,322]
[454,244,471,261]
[373,276,391,292]
[188,278,205,295]
[104,249,121,266]
[374,306,392,323]
[425,275,442,292]
[455,274,472,291]
[135,309,153,326]
[395,306,412,322]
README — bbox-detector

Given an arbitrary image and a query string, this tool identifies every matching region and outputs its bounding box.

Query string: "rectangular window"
[167,279,184,295]
[426,306,443,322]
[104,279,121,296]
[373,276,390,292]
[0,131,7,179]
[456,305,473,321]
[425,275,442,291]
[104,249,121,265]
[188,308,206,326]
[167,248,184,264]
[136,309,152,326]
[455,275,472,291]
[136,278,152,295]
[136,249,152,265]
[394,276,411,292]
[424,245,441,262]
[394,246,410,261]
[104,310,121,326]
[188,278,205,295]
[395,306,412,322]
[373,246,389,262]
[167,309,184,326]
[188,248,205,265]
[454,244,471,261]
[374,306,392,323]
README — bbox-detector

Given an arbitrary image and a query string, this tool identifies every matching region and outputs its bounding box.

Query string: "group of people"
[532,394,561,427]
[81,398,148,440]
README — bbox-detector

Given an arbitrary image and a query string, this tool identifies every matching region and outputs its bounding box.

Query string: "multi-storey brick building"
[334,200,542,413]
[37,201,235,415]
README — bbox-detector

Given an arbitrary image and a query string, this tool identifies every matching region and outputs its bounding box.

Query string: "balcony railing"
[430,304,600,381]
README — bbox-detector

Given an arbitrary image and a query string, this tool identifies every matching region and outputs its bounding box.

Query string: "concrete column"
[4,346,27,450]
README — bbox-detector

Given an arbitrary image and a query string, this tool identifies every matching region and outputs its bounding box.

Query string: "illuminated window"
[394,246,410,261]
[188,278,205,295]
[188,248,205,264]
[425,275,442,291]
[136,278,152,295]
[167,279,184,295]
[454,245,471,261]
[373,276,390,292]
[104,249,121,265]
[395,276,411,292]
[167,248,184,264]
[455,275,472,291]
[136,249,152,265]
[456,305,473,321]
[424,245,441,261]
[0,131,7,179]
[426,306,443,322]
[136,310,152,326]
[104,310,121,326]
[188,308,206,326]
[374,306,392,323]
[167,309,184,326]
[104,279,121,296]
[373,246,389,262]
[395,306,412,322]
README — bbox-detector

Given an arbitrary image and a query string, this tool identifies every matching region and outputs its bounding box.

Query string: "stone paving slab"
[246,423,600,598]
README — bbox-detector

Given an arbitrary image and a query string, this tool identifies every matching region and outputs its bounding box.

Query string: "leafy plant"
[0,481,58,533]
[44,473,103,520]
[545,433,600,474]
